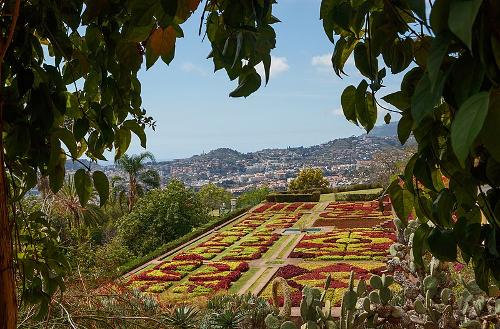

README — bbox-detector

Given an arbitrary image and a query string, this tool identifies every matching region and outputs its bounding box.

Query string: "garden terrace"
[313,200,393,228]
[123,200,395,307]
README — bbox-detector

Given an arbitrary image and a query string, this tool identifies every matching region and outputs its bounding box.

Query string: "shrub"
[116,180,209,256]
[266,193,320,202]
[334,193,380,201]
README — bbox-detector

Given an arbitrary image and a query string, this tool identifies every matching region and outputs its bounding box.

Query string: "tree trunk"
[0,106,17,329]
[128,175,136,212]
[0,1,23,327]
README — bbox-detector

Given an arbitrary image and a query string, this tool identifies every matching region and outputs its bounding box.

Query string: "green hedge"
[332,183,383,193]
[116,207,249,277]
[283,188,333,194]
[266,193,320,202]
[334,193,380,201]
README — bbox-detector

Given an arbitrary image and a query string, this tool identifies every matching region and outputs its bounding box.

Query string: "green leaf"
[125,24,154,42]
[382,91,410,111]
[54,128,78,159]
[262,54,271,84]
[74,169,93,206]
[480,89,500,162]
[427,35,450,91]
[451,91,490,166]
[384,113,391,124]
[354,43,376,79]
[229,67,261,98]
[73,118,89,141]
[430,0,451,34]
[160,0,178,17]
[397,114,413,144]
[388,180,414,223]
[49,154,66,193]
[448,0,483,50]
[332,37,358,76]
[428,228,457,261]
[114,128,132,161]
[432,189,454,228]
[411,72,445,125]
[413,157,435,191]
[407,0,426,22]
[320,0,335,43]
[122,120,147,148]
[92,171,109,207]
[354,80,377,132]
[341,85,357,124]
[413,223,431,268]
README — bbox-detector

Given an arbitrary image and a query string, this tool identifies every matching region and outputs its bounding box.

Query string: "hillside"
[150,126,409,191]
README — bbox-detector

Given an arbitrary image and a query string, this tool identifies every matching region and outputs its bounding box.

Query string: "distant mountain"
[65,159,103,171]
[368,122,398,137]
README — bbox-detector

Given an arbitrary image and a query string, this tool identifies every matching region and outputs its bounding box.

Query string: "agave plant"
[163,305,200,329]
[207,309,246,329]
[201,293,275,329]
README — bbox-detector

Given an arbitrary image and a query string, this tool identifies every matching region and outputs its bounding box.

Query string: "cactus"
[265,277,294,329]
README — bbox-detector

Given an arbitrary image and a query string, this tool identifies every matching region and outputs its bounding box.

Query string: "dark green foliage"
[116,179,208,255]
[237,187,271,209]
[289,168,330,192]
[200,293,275,329]
[334,193,380,202]
[321,0,500,291]
[266,193,321,203]
[331,183,383,193]
[198,183,232,212]
[0,0,279,320]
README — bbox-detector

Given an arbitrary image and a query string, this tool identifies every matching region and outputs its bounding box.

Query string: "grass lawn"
[335,188,383,195]
[320,193,336,202]
[228,267,260,293]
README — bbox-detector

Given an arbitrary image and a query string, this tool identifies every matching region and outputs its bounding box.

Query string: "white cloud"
[331,108,344,116]
[180,62,207,76]
[256,56,290,79]
[311,53,332,68]
[311,53,354,72]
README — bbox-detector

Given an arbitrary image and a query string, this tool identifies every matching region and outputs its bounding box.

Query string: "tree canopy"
[0,0,277,325]
[236,186,271,209]
[116,179,208,256]
[1,0,500,326]
[198,183,232,213]
[320,0,500,291]
[289,168,330,192]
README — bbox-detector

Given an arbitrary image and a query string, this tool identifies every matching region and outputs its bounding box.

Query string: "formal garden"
[2,0,500,327]
[122,200,397,307]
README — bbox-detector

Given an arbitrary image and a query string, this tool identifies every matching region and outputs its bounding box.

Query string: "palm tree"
[51,176,105,230]
[115,152,159,211]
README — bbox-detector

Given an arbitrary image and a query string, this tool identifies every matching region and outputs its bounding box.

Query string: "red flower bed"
[269,203,287,211]
[253,203,276,213]
[173,254,205,261]
[284,202,303,212]
[276,264,309,279]
[261,261,389,307]
[300,203,316,210]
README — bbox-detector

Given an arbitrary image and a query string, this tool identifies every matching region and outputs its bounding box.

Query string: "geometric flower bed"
[259,261,387,307]
[222,246,269,261]
[314,201,393,228]
[253,202,276,213]
[126,259,203,293]
[289,229,396,261]
[169,261,249,298]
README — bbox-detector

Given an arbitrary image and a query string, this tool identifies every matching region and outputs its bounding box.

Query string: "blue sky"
[129,0,401,160]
